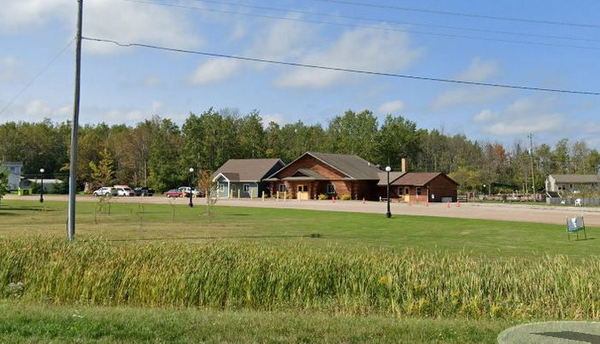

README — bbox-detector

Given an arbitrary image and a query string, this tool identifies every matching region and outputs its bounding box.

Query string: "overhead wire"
[121,0,600,51]
[0,38,75,117]
[176,0,600,44]
[82,36,600,96]
[311,0,600,29]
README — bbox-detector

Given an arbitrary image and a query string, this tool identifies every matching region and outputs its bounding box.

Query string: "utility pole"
[528,133,536,197]
[67,0,83,241]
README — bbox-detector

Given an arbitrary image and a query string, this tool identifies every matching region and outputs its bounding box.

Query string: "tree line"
[0,108,598,193]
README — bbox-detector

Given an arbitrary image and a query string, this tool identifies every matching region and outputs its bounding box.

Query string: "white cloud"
[431,57,504,111]
[277,27,422,88]
[0,57,19,82]
[378,100,406,114]
[0,0,200,54]
[457,57,500,82]
[189,58,243,85]
[474,97,565,136]
[432,87,506,110]
[189,16,316,85]
[262,113,285,126]
[142,76,163,88]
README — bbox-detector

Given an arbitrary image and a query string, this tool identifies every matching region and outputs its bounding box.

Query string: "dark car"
[134,187,155,197]
[164,189,183,198]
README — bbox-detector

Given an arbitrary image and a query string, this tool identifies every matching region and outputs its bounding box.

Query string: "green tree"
[373,115,420,169]
[89,148,115,189]
[0,166,8,208]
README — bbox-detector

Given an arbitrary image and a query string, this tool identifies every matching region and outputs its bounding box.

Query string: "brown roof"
[305,152,382,180]
[392,172,457,186]
[212,159,284,182]
[377,171,405,186]
[550,174,600,184]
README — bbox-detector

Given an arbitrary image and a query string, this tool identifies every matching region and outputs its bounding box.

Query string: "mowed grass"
[0,199,597,257]
[0,302,510,344]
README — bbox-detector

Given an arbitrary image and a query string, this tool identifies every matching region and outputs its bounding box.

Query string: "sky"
[1,0,599,148]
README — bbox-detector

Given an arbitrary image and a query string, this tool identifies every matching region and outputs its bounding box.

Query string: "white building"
[545,174,600,195]
[1,161,23,191]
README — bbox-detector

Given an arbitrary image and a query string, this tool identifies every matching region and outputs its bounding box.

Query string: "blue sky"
[1,0,599,148]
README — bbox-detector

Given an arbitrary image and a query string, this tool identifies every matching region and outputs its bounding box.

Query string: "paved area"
[6,194,600,226]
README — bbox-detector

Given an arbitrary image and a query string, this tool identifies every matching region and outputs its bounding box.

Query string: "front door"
[403,187,410,202]
[297,184,309,200]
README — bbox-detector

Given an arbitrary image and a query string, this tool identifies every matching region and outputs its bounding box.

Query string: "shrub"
[318,194,329,200]
[339,194,352,201]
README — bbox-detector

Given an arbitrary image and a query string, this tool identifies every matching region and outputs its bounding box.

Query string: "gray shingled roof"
[377,171,405,186]
[212,159,284,182]
[551,174,600,183]
[306,152,382,180]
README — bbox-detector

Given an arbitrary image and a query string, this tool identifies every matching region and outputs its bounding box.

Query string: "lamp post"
[385,166,391,218]
[39,168,45,203]
[188,167,194,208]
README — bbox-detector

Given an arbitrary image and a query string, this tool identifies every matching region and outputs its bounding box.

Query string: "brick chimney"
[401,158,408,173]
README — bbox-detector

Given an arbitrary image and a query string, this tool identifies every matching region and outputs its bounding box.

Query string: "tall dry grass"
[1,238,599,320]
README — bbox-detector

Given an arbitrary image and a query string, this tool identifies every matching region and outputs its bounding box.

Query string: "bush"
[317,193,329,200]
[339,193,352,200]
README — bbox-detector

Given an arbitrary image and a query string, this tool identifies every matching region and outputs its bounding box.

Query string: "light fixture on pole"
[39,168,45,203]
[385,166,391,218]
[188,167,194,208]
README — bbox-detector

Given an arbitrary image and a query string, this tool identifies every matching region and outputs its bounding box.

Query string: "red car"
[164,189,183,198]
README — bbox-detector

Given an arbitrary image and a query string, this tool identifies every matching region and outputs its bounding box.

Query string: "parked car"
[178,186,202,197]
[115,186,135,197]
[164,189,183,198]
[92,187,116,197]
[134,187,155,197]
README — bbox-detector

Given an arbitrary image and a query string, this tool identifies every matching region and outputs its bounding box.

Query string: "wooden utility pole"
[67,0,83,241]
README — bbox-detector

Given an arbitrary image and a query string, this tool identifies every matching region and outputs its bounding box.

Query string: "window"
[416,187,421,196]
[327,184,335,194]
[278,184,287,192]
[243,184,250,192]
[297,185,308,192]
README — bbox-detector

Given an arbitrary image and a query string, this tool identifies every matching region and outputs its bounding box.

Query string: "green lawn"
[0,199,597,257]
[0,302,511,344]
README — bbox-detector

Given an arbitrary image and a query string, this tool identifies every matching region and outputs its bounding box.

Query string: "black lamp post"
[385,166,391,218]
[188,167,194,208]
[39,168,45,203]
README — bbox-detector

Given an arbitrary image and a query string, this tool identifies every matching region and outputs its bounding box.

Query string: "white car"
[115,186,135,197]
[178,186,201,197]
[92,187,116,197]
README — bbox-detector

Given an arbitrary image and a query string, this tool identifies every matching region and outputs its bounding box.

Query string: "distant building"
[212,159,285,198]
[264,152,383,200]
[0,161,23,191]
[545,174,600,195]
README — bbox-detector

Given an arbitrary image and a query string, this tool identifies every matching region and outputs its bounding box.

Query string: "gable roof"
[392,172,458,186]
[306,152,382,179]
[212,159,284,182]
[377,171,406,186]
[550,174,600,184]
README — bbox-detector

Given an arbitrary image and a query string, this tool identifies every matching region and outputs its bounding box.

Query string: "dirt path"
[6,195,600,226]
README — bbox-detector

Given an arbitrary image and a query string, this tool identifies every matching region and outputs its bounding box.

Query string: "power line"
[175,0,600,44]
[82,36,600,96]
[122,0,600,51]
[0,38,75,116]
[312,0,600,29]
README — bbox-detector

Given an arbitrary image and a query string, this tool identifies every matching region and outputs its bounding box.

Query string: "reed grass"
[1,238,599,320]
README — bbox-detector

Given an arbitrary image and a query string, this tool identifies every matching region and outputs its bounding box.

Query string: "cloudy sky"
[1,0,599,147]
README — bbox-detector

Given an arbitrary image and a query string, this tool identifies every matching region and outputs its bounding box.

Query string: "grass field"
[0,199,598,343]
[0,302,510,344]
[0,199,597,257]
